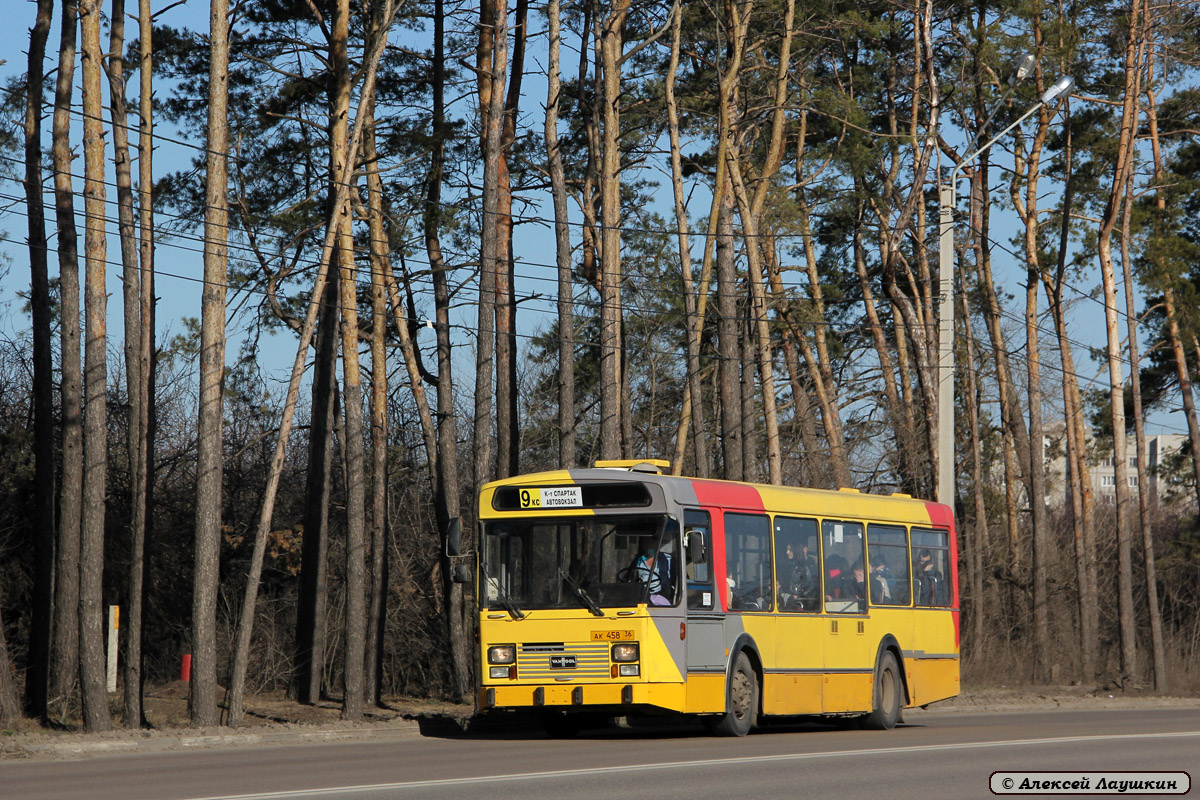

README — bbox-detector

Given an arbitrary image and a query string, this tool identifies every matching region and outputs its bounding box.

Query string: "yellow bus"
[473,459,959,736]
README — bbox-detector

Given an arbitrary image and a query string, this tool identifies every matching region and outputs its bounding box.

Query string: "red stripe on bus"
[689,479,765,510]
[925,501,960,648]
[689,481,762,612]
[710,509,728,612]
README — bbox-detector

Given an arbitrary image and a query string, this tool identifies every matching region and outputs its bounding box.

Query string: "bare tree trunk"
[1121,166,1166,693]
[546,0,577,469]
[851,220,910,491]
[674,0,744,478]
[495,0,527,478]
[292,273,337,706]
[0,603,17,724]
[958,277,987,655]
[51,0,82,722]
[1040,117,1097,683]
[1097,0,1143,684]
[877,0,940,500]
[366,250,388,707]
[191,0,230,727]
[740,307,759,482]
[105,0,147,728]
[23,0,54,723]
[716,190,743,480]
[79,0,111,733]
[726,164,781,484]
[474,0,506,489]
[362,19,390,702]
[337,210,367,721]
[796,194,850,488]
[972,162,1030,552]
[224,2,398,725]
[723,0,790,485]
[1019,153,1050,685]
[598,0,631,460]
[136,0,157,718]
[1008,40,1066,682]
[1127,42,1167,689]
[429,0,470,700]
[322,0,367,721]
[764,245,820,481]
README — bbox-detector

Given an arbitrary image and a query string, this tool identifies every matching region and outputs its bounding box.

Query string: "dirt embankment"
[923,684,1200,713]
[1,683,471,760]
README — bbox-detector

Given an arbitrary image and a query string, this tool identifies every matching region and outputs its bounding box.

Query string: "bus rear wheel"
[706,652,758,737]
[863,651,902,730]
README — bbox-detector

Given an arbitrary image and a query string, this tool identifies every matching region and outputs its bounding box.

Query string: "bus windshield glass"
[482,515,677,611]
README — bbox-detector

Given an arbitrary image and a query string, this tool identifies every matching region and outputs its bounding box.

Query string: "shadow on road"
[413,710,924,741]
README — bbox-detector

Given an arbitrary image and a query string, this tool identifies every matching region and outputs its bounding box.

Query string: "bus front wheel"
[863,651,902,730]
[706,652,758,737]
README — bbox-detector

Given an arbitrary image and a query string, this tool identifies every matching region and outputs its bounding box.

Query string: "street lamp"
[935,73,1075,509]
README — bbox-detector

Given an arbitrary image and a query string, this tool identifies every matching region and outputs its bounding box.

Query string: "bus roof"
[481,467,953,529]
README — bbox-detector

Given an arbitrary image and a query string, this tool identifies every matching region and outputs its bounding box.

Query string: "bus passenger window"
[911,528,950,607]
[822,520,865,613]
[726,513,772,612]
[684,510,714,610]
[866,525,910,606]
[775,517,819,612]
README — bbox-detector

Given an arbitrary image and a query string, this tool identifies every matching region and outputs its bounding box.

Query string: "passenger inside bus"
[779,540,820,611]
[824,553,849,598]
[913,549,946,606]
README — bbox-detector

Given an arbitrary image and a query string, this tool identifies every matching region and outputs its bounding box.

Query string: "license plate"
[591,630,634,641]
[549,655,577,669]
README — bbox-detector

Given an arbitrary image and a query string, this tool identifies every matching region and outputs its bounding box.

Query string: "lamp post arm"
[949,99,1047,196]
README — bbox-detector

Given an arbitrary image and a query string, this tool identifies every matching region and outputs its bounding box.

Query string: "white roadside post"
[935,74,1075,509]
[107,604,119,693]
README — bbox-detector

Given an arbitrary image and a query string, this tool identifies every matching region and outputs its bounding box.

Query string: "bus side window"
[822,520,865,613]
[866,524,910,606]
[726,513,773,612]
[775,516,820,612]
[684,510,714,610]
[911,528,950,607]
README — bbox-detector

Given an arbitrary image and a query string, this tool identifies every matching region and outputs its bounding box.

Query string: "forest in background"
[1,0,1199,732]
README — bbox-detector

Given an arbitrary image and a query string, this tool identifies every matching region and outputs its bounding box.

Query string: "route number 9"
[520,489,541,508]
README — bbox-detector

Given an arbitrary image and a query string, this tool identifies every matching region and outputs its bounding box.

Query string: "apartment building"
[1043,423,1189,508]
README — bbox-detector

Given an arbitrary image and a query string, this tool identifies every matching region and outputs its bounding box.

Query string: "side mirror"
[445,517,462,557]
[685,529,705,564]
[451,564,472,584]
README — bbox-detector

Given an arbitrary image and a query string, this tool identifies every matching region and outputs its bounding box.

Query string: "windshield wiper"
[559,568,605,616]
[486,579,525,620]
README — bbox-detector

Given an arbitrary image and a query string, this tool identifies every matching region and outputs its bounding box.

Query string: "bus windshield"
[482,515,677,612]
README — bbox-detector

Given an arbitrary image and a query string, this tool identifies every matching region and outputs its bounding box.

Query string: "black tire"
[863,651,902,730]
[706,652,758,737]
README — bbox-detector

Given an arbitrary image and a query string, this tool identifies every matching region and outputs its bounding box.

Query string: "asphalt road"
[4,708,1198,800]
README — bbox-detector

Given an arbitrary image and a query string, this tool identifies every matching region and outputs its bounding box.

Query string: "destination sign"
[518,486,583,509]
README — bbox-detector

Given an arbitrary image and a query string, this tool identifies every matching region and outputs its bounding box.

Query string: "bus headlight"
[490,666,515,679]
[618,664,640,677]
[488,645,516,664]
[611,642,639,662]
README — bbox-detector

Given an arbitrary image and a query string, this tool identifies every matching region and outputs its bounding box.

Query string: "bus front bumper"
[480,681,687,712]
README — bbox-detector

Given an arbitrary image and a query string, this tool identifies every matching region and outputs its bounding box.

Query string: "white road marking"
[184,730,1200,799]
